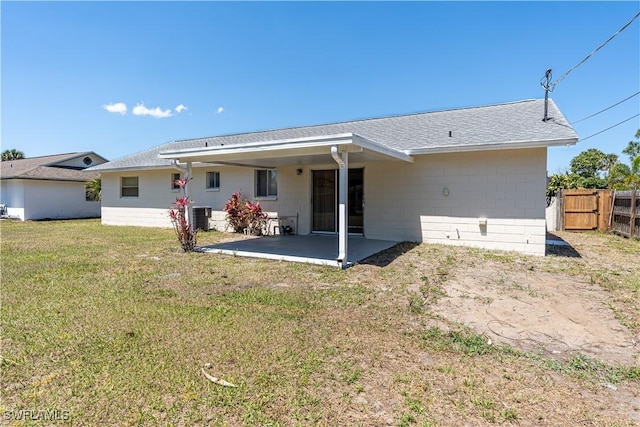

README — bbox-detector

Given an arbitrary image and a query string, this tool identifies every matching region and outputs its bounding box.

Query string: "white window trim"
[255,169,278,199]
[206,171,221,192]
[121,176,139,198]
[171,172,181,192]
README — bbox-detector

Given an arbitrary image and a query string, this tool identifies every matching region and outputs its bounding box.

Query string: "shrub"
[223,192,268,235]
[168,178,198,252]
[223,192,248,233]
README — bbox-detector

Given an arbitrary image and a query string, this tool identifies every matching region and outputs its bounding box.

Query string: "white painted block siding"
[100,166,311,233]
[0,179,101,220]
[363,148,547,256]
[100,148,547,256]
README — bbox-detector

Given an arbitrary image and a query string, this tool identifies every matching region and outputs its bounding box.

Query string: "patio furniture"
[268,214,298,236]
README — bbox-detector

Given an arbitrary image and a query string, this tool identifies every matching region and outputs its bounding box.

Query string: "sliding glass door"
[312,170,336,232]
[312,168,363,234]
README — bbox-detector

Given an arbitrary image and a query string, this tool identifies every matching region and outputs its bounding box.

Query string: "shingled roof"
[1,152,104,182]
[90,98,578,172]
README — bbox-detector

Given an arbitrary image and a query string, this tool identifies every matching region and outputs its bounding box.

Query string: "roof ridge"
[0,152,88,162]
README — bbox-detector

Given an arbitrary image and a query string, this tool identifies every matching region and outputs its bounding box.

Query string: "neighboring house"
[89,99,578,257]
[0,152,107,220]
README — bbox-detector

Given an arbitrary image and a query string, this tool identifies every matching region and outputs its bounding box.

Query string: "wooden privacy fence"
[610,190,639,238]
[557,189,639,237]
[561,189,612,232]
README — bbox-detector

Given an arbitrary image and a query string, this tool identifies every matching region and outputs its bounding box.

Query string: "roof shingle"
[1,152,103,182]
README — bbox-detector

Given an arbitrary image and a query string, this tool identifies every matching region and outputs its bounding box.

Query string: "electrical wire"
[578,113,640,142]
[571,92,640,124]
[550,11,640,91]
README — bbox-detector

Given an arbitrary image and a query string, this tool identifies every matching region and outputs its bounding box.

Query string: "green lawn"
[1,219,638,426]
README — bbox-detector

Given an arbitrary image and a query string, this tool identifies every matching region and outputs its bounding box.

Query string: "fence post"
[597,190,612,232]
[631,189,637,238]
[558,189,564,231]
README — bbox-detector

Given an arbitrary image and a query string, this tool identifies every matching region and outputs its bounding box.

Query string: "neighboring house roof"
[90,98,578,172]
[1,152,107,182]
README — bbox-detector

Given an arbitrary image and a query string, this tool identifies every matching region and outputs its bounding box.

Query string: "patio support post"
[331,146,348,268]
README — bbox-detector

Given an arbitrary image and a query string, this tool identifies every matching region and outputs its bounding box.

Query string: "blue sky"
[2,1,638,174]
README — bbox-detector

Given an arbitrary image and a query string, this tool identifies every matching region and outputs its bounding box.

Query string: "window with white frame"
[171,173,181,191]
[121,176,139,197]
[206,171,220,190]
[255,169,277,198]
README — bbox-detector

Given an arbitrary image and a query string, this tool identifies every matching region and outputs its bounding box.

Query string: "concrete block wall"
[100,165,312,233]
[364,148,548,256]
[1,179,100,220]
[100,147,548,256]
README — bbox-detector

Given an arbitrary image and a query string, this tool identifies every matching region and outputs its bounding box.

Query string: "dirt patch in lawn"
[432,264,637,365]
[397,231,640,367]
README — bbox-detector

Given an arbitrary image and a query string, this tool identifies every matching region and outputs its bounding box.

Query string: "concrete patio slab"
[197,234,399,268]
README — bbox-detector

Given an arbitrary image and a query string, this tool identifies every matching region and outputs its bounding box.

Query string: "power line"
[571,92,640,124]
[578,113,640,142]
[550,11,640,91]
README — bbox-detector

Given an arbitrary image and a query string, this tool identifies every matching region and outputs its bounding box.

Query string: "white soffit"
[159,133,413,166]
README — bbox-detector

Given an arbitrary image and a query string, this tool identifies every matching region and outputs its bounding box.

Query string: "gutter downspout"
[171,159,193,226]
[331,146,348,269]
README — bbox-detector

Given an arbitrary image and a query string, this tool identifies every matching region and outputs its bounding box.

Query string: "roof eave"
[158,133,357,160]
[86,164,176,173]
[159,132,413,164]
[0,177,96,183]
[405,138,578,155]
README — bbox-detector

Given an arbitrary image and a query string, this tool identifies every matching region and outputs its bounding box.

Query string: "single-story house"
[89,99,578,261]
[0,152,107,220]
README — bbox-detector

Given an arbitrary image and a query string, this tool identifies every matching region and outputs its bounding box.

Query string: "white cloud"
[216,107,224,114]
[132,103,173,118]
[175,104,188,113]
[102,102,127,115]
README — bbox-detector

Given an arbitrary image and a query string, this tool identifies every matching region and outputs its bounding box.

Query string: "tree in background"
[547,129,640,196]
[609,130,640,190]
[85,177,102,201]
[1,149,25,161]
[568,148,614,189]
[546,173,578,206]
[622,129,640,161]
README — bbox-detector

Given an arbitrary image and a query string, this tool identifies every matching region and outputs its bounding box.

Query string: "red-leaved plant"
[168,177,198,252]
[223,192,268,235]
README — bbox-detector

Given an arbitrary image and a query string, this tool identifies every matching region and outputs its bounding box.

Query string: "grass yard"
[1,219,639,426]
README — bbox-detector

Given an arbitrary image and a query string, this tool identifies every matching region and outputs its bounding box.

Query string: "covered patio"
[196,234,399,268]
[160,132,413,268]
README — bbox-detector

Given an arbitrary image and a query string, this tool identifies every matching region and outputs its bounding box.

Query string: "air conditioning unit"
[193,207,212,231]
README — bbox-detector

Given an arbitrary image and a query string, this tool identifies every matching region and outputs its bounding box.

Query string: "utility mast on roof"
[540,68,552,122]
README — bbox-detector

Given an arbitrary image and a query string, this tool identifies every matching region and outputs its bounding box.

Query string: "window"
[121,176,139,197]
[256,169,277,198]
[206,171,220,190]
[171,173,181,191]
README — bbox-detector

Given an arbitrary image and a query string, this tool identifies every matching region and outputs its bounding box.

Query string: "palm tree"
[609,155,640,190]
[622,129,640,162]
[85,177,102,201]
[629,155,640,190]
[1,149,25,161]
